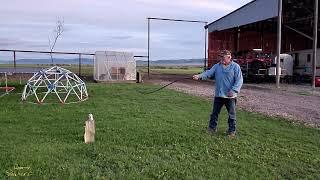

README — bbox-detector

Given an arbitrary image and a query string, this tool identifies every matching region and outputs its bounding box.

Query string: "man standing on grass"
[193,50,243,138]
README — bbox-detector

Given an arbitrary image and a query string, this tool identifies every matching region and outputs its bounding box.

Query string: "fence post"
[13,51,16,70]
[79,54,82,76]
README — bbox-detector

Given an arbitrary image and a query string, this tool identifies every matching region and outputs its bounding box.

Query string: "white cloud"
[134,0,238,12]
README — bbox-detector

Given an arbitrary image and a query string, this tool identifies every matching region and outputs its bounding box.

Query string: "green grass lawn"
[0,83,320,179]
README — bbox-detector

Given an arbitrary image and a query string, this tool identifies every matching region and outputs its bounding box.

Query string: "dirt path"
[144,74,320,128]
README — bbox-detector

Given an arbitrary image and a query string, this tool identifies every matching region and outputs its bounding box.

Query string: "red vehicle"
[316,77,320,87]
[233,49,273,79]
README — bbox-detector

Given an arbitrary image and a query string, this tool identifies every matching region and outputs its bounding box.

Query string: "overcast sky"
[0,0,251,61]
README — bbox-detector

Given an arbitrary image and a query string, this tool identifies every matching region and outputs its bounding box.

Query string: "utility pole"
[276,0,283,88]
[312,0,318,88]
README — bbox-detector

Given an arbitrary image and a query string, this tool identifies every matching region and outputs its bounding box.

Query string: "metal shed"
[206,0,319,87]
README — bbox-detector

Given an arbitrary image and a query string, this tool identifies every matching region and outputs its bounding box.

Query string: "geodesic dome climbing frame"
[22,66,88,104]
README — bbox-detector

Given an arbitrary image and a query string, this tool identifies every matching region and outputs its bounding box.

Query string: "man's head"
[219,50,232,65]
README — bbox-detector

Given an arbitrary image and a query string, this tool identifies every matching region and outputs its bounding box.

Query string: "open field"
[0,64,94,76]
[0,83,320,178]
[138,66,203,75]
[0,64,203,77]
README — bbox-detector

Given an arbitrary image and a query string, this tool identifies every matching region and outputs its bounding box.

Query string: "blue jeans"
[209,97,237,133]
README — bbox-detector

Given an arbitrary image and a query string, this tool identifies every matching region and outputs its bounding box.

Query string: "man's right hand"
[193,74,200,80]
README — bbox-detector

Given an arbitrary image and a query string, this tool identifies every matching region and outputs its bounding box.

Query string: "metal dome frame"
[22,66,88,104]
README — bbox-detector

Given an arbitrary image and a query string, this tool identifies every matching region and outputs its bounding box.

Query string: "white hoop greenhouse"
[94,51,136,82]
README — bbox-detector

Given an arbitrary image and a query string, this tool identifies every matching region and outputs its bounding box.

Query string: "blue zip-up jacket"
[199,61,243,98]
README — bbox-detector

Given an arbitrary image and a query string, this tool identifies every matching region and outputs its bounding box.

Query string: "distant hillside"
[0,58,94,65]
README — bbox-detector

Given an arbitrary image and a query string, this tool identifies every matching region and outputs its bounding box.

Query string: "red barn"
[206,0,318,77]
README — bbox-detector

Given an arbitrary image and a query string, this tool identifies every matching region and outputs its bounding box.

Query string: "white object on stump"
[84,114,95,143]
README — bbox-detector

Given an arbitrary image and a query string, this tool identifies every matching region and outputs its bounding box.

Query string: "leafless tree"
[48,19,64,65]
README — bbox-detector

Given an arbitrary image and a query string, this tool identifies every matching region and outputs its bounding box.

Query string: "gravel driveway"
[145,74,320,128]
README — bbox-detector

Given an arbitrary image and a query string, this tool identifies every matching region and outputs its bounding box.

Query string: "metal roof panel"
[208,0,278,32]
